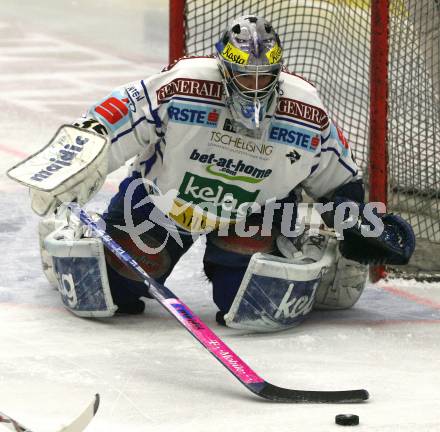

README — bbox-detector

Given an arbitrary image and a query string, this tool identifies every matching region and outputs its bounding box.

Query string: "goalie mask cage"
[169,0,440,279]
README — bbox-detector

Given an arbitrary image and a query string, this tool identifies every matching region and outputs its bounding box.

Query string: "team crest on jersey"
[167,102,220,127]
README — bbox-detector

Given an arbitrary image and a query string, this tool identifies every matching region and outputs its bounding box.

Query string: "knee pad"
[104,229,173,282]
[208,215,279,256]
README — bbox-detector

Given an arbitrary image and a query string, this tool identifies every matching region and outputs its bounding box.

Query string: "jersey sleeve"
[301,121,362,201]
[74,79,161,173]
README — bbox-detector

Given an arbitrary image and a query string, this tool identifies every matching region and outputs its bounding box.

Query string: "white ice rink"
[1,1,440,431]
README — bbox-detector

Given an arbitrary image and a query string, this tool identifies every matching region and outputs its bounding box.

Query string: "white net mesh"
[182,0,440,244]
[388,1,440,242]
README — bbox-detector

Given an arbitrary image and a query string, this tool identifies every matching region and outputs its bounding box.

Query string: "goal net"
[170,0,440,276]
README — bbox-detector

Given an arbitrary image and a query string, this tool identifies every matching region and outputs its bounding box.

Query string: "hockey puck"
[335,414,359,426]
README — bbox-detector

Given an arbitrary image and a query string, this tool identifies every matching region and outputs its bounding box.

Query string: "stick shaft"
[72,204,264,386]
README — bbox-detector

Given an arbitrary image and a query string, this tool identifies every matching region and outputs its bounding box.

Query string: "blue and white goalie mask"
[215,15,283,134]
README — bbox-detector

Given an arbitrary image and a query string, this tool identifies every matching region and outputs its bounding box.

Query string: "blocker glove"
[339,212,416,265]
[318,181,415,266]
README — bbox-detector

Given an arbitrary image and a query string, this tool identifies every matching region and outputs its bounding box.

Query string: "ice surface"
[0,2,439,431]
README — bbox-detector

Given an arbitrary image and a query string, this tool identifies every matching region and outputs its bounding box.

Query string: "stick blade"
[57,394,100,432]
[249,382,369,403]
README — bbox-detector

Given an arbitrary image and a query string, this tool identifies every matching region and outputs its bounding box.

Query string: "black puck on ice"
[335,414,359,426]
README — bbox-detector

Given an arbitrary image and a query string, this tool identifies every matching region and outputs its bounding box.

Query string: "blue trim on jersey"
[140,152,158,176]
[272,114,322,132]
[141,80,162,129]
[339,159,358,177]
[322,146,341,158]
[321,131,331,144]
[139,139,164,176]
[110,115,156,144]
[161,95,226,108]
[321,147,357,176]
[310,164,319,175]
[157,138,164,160]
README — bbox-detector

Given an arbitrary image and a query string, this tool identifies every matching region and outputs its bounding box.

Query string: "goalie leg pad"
[224,239,338,332]
[42,217,117,317]
[38,213,70,288]
[278,232,368,310]
[314,253,368,310]
[203,227,279,314]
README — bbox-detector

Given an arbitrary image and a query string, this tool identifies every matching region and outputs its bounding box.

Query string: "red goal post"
[169,0,440,279]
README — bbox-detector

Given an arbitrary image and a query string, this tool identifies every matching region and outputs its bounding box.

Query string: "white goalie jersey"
[77,56,361,232]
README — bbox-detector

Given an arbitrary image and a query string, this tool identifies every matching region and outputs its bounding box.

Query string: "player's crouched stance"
[34,192,415,331]
[8,15,415,331]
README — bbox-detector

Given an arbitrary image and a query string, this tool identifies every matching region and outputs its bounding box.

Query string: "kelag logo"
[167,102,220,128]
[268,122,320,152]
[189,149,271,184]
[178,172,259,217]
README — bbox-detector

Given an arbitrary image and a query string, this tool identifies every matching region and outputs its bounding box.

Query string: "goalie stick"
[0,394,99,432]
[71,204,369,403]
